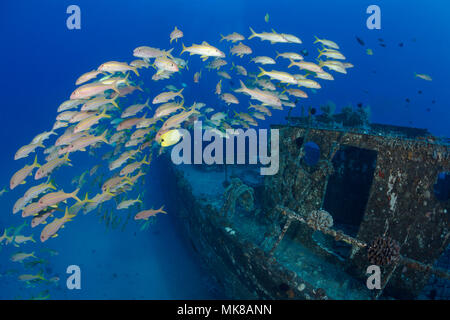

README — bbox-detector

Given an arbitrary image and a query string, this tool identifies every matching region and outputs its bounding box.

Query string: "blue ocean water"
[0,0,449,299]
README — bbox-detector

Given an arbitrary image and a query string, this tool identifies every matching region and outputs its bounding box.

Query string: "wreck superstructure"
[165,113,450,300]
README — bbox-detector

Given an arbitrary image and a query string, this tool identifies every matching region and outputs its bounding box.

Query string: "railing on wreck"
[271,205,450,299]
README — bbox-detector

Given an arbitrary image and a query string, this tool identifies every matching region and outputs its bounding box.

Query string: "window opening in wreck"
[323,145,377,237]
[303,141,320,166]
[433,171,450,202]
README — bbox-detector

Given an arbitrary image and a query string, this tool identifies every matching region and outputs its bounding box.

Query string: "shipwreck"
[162,110,450,300]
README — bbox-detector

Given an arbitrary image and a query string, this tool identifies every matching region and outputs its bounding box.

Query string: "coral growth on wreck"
[306,209,334,231]
[367,236,401,266]
[221,178,254,217]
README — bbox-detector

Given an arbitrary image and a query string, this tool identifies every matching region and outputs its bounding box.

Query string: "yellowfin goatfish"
[135,206,167,220]
[248,27,288,44]
[10,156,40,190]
[40,207,76,242]
[98,61,139,76]
[38,188,81,208]
[117,195,143,210]
[76,70,103,86]
[314,36,340,49]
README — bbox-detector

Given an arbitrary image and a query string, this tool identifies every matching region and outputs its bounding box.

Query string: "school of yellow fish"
[1,25,352,296]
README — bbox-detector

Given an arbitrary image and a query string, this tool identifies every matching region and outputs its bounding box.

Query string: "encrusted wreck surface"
[165,115,449,300]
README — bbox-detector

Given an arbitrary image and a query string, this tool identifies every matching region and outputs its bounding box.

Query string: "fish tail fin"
[275,51,280,59]
[110,95,120,109]
[159,205,167,214]
[257,67,265,78]
[48,179,57,190]
[178,88,184,99]
[71,188,82,203]
[100,129,109,144]
[63,206,76,221]
[144,98,151,109]
[63,153,72,167]
[235,80,247,93]
[317,48,324,58]
[36,269,45,280]
[313,36,320,44]
[287,59,295,68]
[142,155,150,165]
[132,67,140,77]
[181,43,187,55]
[220,34,225,42]
[32,154,41,168]
[248,27,257,39]
[100,108,111,119]
[166,48,174,59]
[83,193,93,203]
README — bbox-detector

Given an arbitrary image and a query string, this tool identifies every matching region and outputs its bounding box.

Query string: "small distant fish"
[265,13,269,23]
[220,32,245,43]
[215,79,222,95]
[117,195,143,210]
[379,43,386,48]
[18,271,45,282]
[314,36,339,49]
[11,252,36,263]
[414,73,432,81]
[366,48,373,55]
[194,71,201,83]
[135,206,167,220]
[170,26,183,44]
[221,93,239,105]
[248,27,289,44]
[230,42,252,58]
[0,188,7,197]
[251,56,276,65]
[356,36,365,46]
[399,42,404,47]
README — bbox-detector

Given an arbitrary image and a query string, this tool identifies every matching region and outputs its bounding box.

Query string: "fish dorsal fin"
[202,41,210,46]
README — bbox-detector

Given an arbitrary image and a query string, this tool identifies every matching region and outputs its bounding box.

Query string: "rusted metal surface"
[164,115,449,299]
[166,162,328,300]
[265,117,449,299]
